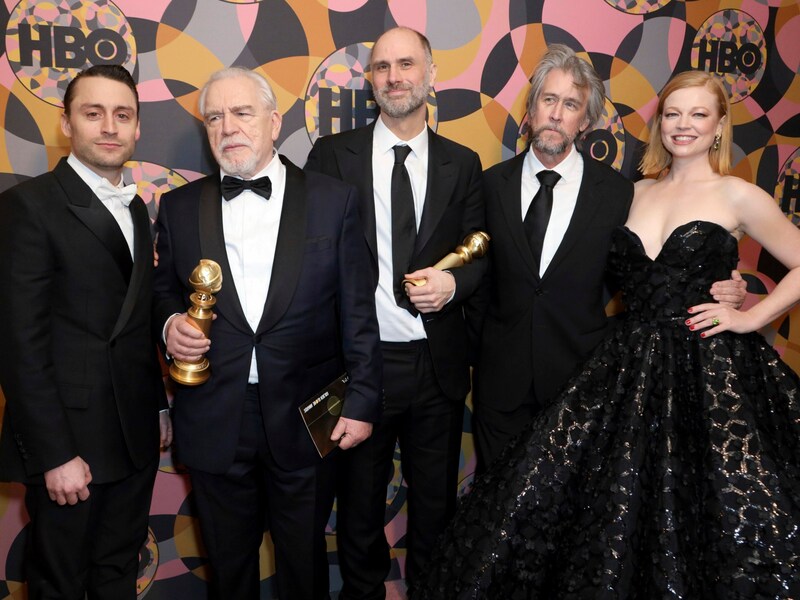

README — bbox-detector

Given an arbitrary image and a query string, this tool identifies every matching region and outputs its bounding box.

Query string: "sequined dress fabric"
[412,221,800,599]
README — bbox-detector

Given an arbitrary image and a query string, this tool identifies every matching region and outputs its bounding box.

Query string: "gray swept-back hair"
[525,44,605,130]
[198,67,277,116]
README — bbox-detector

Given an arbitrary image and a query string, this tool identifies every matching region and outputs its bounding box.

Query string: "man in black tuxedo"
[305,26,486,598]
[0,65,170,599]
[471,44,745,472]
[153,67,381,600]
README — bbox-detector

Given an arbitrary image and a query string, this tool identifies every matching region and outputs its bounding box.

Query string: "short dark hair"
[63,64,139,116]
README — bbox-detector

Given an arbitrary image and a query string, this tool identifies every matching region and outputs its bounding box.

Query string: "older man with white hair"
[154,67,382,600]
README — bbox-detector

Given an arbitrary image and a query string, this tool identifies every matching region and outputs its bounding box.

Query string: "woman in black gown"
[411,71,800,599]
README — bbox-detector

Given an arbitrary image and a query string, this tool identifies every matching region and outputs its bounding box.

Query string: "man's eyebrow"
[541,92,583,104]
[78,102,135,112]
[205,104,257,114]
[372,56,416,66]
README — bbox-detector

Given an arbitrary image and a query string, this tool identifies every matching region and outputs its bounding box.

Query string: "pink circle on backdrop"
[112,0,172,21]
[666,17,688,69]
[388,0,428,35]
[543,1,640,56]
[327,0,371,11]
[774,14,800,72]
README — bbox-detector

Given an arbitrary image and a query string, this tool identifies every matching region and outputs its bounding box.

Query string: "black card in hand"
[298,373,349,458]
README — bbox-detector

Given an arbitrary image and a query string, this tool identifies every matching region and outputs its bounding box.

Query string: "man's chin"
[378,100,425,120]
[90,154,132,171]
[532,134,570,157]
[217,157,256,177]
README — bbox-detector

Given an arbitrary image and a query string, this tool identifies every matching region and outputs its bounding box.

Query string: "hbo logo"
[696,39,762,75]
[18,24,127,68]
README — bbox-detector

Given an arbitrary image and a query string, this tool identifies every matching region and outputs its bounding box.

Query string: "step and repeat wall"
[0,0,798,597]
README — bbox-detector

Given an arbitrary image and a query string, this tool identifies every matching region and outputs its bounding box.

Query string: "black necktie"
[221,175,272,201]
[391,145,417,315]
[524,170,561,270]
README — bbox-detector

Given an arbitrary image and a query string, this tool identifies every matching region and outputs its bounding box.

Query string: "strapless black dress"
[412,221,800,599]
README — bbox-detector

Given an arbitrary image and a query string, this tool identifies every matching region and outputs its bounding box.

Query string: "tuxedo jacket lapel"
[542,153,606,281]
[110,197,150,339]
[55,159,133,283]
[496,153,539,278]
[415,130,457,256]
[198,176,251,333]
[256,157,307,334]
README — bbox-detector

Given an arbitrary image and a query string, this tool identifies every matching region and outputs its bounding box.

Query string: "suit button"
[254,335,262,344]
[110,340,117,348]
[535,288,545,296]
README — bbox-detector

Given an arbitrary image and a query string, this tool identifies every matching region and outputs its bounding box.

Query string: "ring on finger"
[711,317,720,326]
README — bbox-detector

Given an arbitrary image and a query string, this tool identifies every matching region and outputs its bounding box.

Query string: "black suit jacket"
[305,122,486,401]
[474,151,634,410]
[153,157,382,474]
[0,158,166,484]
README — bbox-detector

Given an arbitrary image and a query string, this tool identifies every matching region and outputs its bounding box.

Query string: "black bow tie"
[221,175,272,201]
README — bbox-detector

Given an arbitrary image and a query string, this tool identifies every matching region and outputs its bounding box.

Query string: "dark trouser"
[337,341,464,599]
[473,382,542,474]
[189,384,336,600]
[23,457,158,600]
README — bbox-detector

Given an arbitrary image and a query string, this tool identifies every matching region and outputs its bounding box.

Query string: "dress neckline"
[621,220,735,262]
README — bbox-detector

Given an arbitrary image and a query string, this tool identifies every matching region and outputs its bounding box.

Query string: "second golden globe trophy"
[169,259,223,386]
[404,231,491,287]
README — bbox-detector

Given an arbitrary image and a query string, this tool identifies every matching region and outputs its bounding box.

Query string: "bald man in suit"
[306,27,486,597]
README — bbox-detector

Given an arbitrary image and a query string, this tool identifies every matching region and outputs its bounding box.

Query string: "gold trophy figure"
[169,259,223,386]
[404,231,491,287]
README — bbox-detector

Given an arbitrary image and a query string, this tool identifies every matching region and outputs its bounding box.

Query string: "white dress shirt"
[521,145,584,278]
[372,117,428,342]
[221,152,286,383]
[68,153,135,258]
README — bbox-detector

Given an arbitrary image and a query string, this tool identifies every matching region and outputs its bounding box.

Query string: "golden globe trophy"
[169,259,223,386]
[404,231,491,287]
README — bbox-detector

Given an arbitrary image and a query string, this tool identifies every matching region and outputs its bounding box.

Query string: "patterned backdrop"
[0,0,798,597]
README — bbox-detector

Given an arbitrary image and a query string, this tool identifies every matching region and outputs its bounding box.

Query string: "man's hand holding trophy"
[402,231,490,314]
[169,259,223,386]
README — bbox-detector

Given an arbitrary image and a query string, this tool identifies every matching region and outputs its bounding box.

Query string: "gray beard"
[530,126,574,156]
[374,82,430,119]
[216,152,258,180]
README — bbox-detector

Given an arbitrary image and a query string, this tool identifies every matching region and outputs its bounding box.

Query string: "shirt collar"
[525,143,580,183]
[373,115,429,160]
[67,153,124,191]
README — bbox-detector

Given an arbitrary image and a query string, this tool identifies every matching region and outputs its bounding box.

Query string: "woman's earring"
[713,133,721,151]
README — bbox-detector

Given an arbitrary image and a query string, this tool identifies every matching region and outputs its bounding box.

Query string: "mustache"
[531,124,568,138]
[218,138,252,152]
[377,82,413,94]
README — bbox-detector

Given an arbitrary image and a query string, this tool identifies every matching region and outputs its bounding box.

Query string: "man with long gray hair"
[470,44,745,471]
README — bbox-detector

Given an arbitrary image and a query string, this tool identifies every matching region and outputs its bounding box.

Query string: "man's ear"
[60,113,72,139]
